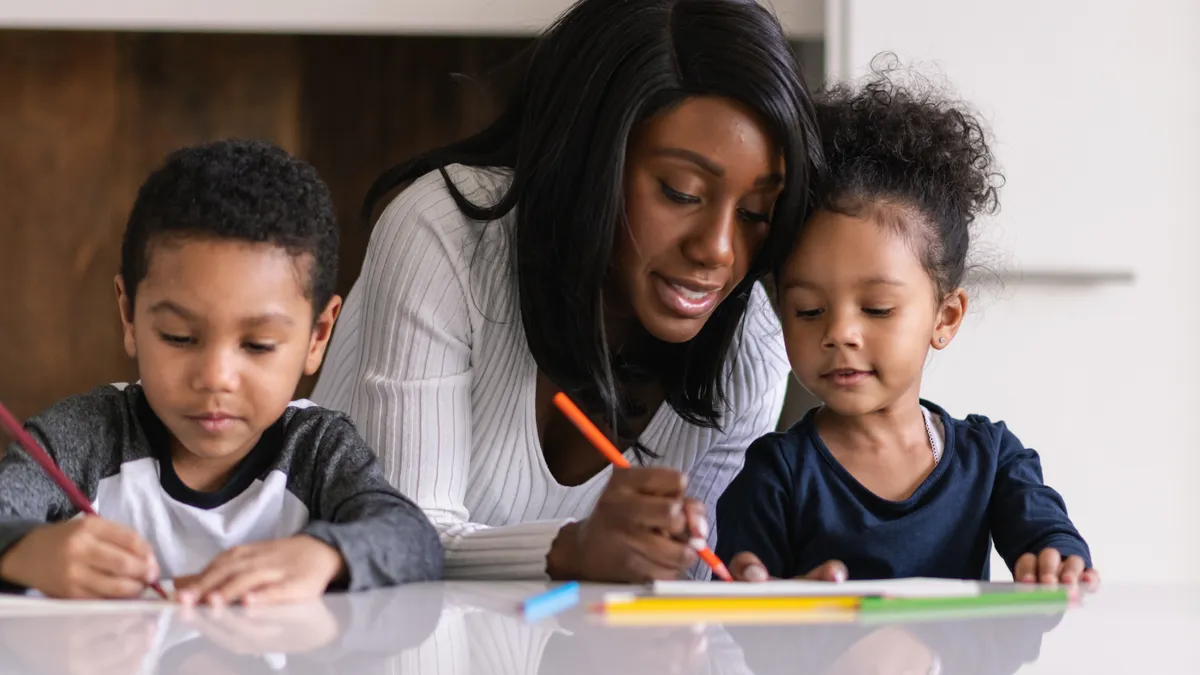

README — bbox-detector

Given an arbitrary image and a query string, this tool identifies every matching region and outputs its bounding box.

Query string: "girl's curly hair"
[813,57,1004,297]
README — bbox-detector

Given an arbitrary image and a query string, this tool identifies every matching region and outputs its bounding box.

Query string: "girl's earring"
[938,337,947,344]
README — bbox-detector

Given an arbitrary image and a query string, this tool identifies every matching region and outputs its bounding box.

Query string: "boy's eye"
[795,309,823,319]
[159,332,194,347]
[660,180,701,205]
[864,307,894,317]
[244,342,277,354]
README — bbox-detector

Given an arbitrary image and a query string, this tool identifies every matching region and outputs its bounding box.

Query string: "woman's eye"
[738,208,771,225]
[660,181,700,205]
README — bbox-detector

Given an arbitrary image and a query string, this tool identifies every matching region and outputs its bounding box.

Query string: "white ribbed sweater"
[312,165,790,579]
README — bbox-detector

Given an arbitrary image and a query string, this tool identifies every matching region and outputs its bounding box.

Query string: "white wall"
[830,0,1200,583]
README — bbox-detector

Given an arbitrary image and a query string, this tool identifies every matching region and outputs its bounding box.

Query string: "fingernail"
[746,565,768,582]
[179,591,196,606]
[693,516,710,540]
[209,593,225,608]
[671,501,682,517]
[833,568,847,583]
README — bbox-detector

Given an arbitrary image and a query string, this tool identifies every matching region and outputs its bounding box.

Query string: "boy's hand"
[175,535,345,607]
[1014,548,1100,586]
[179,600,340,654]
[0,517,159,598]
[0,612,162,675]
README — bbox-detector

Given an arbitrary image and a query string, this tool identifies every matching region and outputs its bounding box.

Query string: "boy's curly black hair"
[812,60,1003,297]
[120,139,338,319]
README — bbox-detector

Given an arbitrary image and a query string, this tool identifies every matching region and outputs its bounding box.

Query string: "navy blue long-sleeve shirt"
[715,401,1091,580]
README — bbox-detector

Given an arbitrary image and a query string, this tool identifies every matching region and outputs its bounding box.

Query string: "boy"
[0,140,443,604]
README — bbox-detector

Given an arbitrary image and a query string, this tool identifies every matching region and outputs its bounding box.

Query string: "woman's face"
[615,96,784,345]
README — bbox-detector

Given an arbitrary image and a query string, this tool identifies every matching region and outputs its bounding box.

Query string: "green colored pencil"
[860,586,1069,617]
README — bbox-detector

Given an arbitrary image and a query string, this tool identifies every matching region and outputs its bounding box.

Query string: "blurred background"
[0,0,1196,587]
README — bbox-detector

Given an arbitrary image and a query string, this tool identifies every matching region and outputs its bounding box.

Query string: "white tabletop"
[0,582,1195,674]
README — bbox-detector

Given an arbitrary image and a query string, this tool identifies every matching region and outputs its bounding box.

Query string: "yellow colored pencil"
[598,609,857,626]
[600,595,862,614]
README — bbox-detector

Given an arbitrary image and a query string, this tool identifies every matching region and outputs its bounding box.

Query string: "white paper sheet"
[650,578,982,599]
[0,583,175,615]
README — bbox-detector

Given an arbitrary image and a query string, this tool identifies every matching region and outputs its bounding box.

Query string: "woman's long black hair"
[364,0,823,453]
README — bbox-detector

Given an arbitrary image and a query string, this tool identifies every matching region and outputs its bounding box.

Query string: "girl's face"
[777,209,967,416]
[613,96,784,345]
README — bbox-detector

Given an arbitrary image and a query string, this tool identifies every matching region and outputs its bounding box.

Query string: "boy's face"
[115,238,340,466]
[777,210,965,416]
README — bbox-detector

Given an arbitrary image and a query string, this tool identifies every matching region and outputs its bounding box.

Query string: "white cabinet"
[771,0,824,38]
[828,0,1200,583]
[0,0,560,34]
[0,0,823,37]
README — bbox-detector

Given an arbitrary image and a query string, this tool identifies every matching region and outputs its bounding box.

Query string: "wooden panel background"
[0,29,822,430]
[0,30,527,420]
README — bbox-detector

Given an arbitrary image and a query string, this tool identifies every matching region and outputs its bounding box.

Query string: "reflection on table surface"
[0,582,1195,675]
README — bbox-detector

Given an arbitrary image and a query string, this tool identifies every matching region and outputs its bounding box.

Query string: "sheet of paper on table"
[0,583,175,615]
[650,578,982,599]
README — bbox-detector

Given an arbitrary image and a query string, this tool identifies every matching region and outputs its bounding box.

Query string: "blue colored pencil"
[522,582,582,622]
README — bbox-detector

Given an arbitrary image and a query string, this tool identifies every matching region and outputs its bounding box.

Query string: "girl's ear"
[931,288,968,350]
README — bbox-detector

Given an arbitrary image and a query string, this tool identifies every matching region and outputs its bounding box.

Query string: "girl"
[314,0,821,582]
[717,71,1098,586]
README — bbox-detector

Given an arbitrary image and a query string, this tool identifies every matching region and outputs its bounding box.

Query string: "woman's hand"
[547,467,704,582]
[728,551,848,583]
[541,623,713,675]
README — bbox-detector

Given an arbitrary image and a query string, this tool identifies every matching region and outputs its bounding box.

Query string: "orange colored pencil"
[552,392,632,469]
[552,392,735,582]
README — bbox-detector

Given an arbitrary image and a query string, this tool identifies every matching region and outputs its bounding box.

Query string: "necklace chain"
[923,407,941,465]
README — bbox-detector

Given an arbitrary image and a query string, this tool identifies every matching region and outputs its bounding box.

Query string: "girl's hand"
[546,467,701,582]
[175,535,345,607]
[729,551,848,583]
[1014,548,1100,587]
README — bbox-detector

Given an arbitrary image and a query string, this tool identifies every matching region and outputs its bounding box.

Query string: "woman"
[313,0,822,582]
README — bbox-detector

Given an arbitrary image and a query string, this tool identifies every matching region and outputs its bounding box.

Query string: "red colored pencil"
[0,402,169,600]
[552,392,734,582]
